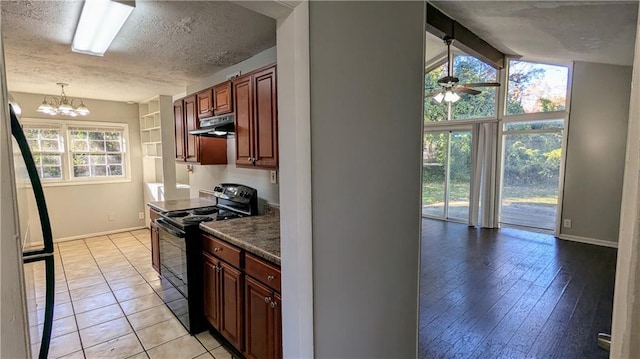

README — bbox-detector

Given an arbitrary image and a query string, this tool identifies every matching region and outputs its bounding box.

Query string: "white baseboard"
[53,226,148,243]
[557,234,618,249]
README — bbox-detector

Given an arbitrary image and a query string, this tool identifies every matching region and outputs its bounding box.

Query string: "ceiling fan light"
[443,91,455,102]
[433,92,445,103]
[450,92,461,103]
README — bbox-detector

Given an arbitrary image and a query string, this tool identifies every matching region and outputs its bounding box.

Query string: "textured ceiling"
[430,1,638,66]
[1,0,276,102]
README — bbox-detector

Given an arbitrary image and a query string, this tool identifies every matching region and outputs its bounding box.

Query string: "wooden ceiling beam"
[426,3,505,69]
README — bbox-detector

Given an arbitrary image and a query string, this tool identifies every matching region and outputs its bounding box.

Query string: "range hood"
[189,114,234,137]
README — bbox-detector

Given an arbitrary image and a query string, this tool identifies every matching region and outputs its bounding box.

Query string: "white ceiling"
[429,1,638,67]
[1,0,276,102]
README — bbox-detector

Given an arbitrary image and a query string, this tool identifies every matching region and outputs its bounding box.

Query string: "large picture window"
[425,54,498,122]
[506,60,569,116]
[22,119,130,184]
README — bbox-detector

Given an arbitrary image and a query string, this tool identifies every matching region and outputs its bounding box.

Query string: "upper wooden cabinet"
[213,81,233,115]
[174,96,227,165]
[183,95,198,162]
[232,65,278,169]
[197,88,214,119]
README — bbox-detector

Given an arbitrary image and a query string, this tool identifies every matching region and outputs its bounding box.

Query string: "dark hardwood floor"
[418,218,617,359]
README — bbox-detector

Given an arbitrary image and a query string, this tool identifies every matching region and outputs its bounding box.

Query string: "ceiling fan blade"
[426,89,443,97]
[456,86,481,95]
[463,82,500,88]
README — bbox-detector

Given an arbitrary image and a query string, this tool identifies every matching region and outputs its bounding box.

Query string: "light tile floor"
[24,229,235,359]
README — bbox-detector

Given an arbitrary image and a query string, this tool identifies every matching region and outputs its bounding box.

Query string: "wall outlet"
[138,212,145,220]
[563,219,572,228]
[270,170,277,184]
[108,213,115,222]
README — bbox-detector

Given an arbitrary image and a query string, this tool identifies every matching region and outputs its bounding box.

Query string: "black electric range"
[154,183,258,334]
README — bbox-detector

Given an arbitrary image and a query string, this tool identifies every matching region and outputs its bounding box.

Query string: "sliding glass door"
[500,120,564,231]
[422,129,472,222]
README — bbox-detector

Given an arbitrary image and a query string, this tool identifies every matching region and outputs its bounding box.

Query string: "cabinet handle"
[213,247,221,252]
[270,301,277,309]
[264,296,272,303]
[267,275,274,281]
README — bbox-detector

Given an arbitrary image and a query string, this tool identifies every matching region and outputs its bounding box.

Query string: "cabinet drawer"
[202,234,242,268]
[245,253,281,292]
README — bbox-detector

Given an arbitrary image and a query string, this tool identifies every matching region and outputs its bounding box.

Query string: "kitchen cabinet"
[244,253,282,359]
[213,81,233,115]
[233,65,278,169]
[197,88,214,119]
[149,209,160,274]
[201,233,282,359]
[202,235,244,350]
[174,96,227,165]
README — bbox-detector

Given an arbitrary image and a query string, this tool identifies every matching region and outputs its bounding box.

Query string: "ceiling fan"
[428,36,500,104]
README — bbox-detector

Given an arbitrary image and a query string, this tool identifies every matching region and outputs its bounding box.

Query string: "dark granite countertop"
[199,213,281,265]
[147,198,217,213]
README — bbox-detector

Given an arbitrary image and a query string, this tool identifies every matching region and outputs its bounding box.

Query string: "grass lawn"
[422,180,558,206]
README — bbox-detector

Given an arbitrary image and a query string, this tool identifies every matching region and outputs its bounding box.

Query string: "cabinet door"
[213,81,233,115]
[244,276,274,359]
[203,253,221,330]
[197,88,214,119]
[233,74,253,167]
[253,66,278,169]
[273,293,282,359]
[173,100,185,161]
[150,221,160,274]
[183,95,199,163]
[220,261,244,350]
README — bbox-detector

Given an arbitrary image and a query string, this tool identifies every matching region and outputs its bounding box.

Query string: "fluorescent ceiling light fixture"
[72,0,135,56]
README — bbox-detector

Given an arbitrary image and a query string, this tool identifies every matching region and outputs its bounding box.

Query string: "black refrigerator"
[9,102,56,359]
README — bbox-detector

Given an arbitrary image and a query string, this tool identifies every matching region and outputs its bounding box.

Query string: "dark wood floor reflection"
[418,219,616,359]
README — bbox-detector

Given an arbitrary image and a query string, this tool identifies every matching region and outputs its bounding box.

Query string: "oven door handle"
[156,218,186,238]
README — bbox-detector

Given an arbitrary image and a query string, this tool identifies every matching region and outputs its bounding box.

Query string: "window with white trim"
[69,128,125,178]
[22,119,130,184]
[24,126,64,179]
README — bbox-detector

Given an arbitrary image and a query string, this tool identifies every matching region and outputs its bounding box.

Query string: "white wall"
[308,2,424,357]
[611,3,640,356]
[184,46,280,206]
[10,92,145,241]
[188,135,279,208]
[560,62,632,244]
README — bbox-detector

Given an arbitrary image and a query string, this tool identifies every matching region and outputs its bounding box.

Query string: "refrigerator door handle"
[10,105,55,359]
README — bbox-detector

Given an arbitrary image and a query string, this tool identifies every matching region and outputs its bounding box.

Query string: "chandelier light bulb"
[37,83,90,117]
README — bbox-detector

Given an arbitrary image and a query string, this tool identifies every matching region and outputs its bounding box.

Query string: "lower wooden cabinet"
[202,252,244,350]
[244,276,281,359]
[150,209,160,274]
[220,261,243,349]
[203,253,221,329]
[202,233,281,359]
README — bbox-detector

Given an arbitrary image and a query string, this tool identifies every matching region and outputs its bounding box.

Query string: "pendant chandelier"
[37,83,90,117]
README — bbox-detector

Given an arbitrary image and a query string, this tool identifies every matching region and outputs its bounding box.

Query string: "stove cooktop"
[161,206,243,229]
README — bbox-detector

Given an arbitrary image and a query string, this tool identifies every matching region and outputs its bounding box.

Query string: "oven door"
[156,218,188,298]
